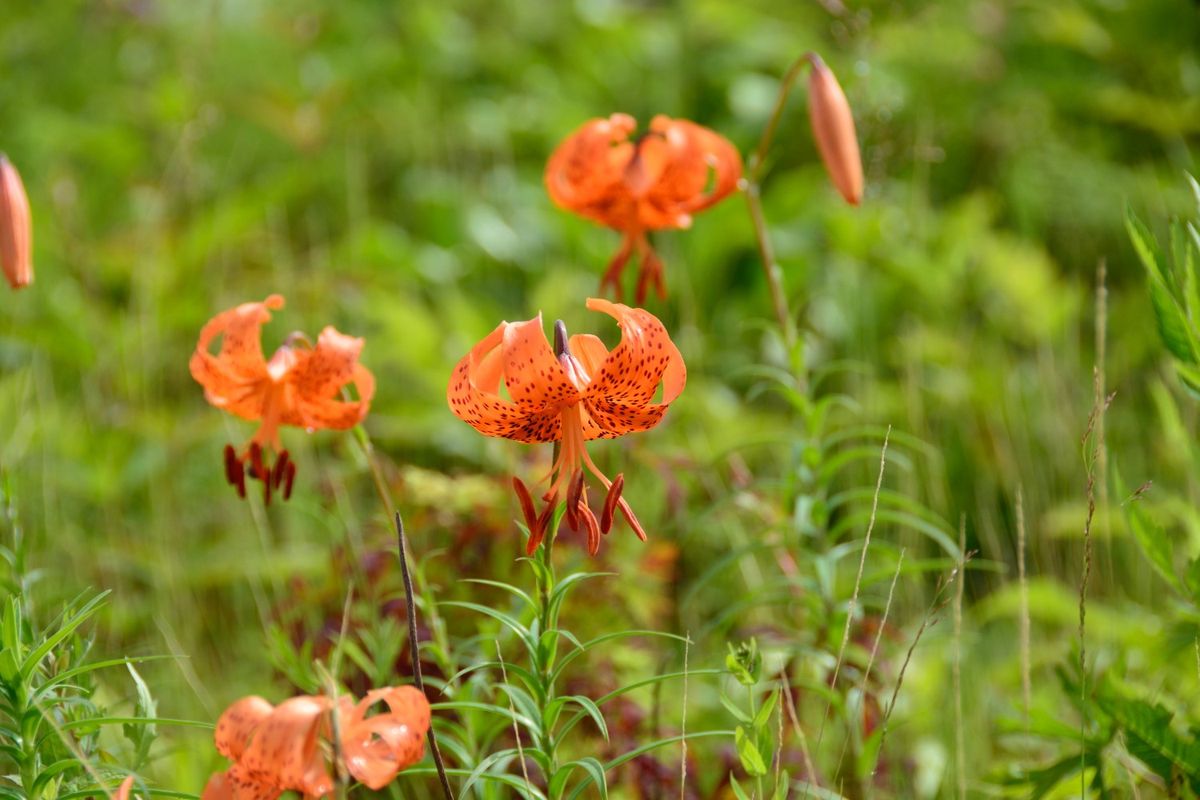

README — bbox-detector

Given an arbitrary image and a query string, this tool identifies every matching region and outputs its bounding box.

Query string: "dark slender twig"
[395,512,454,800]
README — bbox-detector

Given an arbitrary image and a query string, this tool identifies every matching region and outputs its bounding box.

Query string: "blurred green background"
[1,0,1199,795]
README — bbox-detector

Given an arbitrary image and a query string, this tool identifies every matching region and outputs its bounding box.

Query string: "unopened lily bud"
[0,155,32,289]
[807,54,863,206]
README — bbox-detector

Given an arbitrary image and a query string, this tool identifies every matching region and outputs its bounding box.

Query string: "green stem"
[749,686,764,800]
[743,54,817,390]
[353,426,454,682]
[534,511,562,794]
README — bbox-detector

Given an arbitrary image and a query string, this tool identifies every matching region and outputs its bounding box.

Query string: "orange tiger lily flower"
[189,294,375,504]
[448,298,685,555]
[201,686,430,800]
[545,114,742,305]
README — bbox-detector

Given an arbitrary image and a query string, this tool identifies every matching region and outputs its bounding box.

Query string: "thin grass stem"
[394,512,454,800]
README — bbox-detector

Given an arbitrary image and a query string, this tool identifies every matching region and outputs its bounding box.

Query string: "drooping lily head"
[545,114,742,304]
[201,686,430,800]
[448,298,686,555]
[189,295,375,504]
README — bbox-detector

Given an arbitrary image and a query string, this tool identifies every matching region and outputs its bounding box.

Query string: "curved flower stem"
[395,512,455,800]
[743,53,818,389]
[747,55,813,186]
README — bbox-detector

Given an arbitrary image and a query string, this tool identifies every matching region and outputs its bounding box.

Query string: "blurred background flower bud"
[807,54,863,206]
[0,155,33,289]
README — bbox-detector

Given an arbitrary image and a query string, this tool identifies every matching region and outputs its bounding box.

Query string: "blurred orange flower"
[189,295,375,503]
[0,155,33,291]
[545,114,742,304]
[448,298,685,554]
[201,686,430,800]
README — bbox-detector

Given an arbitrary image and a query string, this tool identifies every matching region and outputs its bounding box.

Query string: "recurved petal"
[545,114,641,229]
[545,114,636,209]
[581,298,686,438]
[238,696,333,798]
[290,326,366,400]
[294,361,374,432]
[190,296,282,412]
[214,695,274,760]
[340,686,431,789]
[502,315,579,412]
[638,116,742,227]
[449,322,565,443]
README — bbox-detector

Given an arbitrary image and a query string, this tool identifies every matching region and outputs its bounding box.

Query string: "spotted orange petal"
[638,116,742,229]
[339,686,431,790]
[285,327,375,431]
[218,765,281,800]
[290,327,366,400]
[581,298,686,437]
[214,696,274,761]
[448,320,564,443]
[545,114,639,228]
[190,295,282,420]
[238,696,333,799]
[502,316,579,413]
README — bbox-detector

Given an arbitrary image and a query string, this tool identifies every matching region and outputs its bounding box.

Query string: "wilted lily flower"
[189,295,375,504]
[0,155,32,290]
[807,53,863,206]
[545,114,742,304]
[448,298,685,555]
[201,686,430,800]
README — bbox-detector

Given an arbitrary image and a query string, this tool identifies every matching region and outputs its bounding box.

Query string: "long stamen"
[580,448,647,541]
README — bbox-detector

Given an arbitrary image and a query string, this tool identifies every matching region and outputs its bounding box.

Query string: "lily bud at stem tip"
[806,53,864,206]
[0,155,32,290]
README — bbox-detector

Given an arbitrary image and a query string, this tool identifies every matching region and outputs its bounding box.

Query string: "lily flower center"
[517,320,645,556]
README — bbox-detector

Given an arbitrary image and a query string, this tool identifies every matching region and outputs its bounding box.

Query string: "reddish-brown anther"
[0,155,32,290]
[190,295,375,502]
[600,473,625,535]
[449,298,684,554]
[807,54,863,206]
[545,115,742,304]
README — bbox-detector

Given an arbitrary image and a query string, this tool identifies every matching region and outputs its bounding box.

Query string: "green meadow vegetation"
[1,0,1199,797]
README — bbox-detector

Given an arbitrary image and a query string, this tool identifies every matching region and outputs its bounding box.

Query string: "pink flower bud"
[0,155,32,290]
[807,54,864,206]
